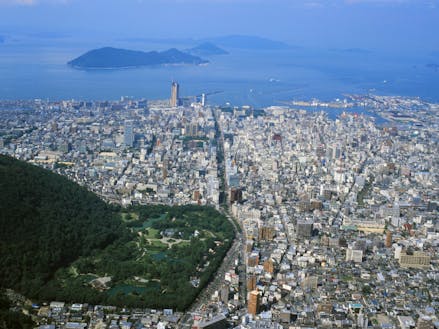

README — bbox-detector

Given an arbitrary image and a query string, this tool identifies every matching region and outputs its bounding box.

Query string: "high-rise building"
[170,82,180,107]
[124,121,134,148]
[185,122,198,136]
[247,254,259,267]
[296,220,313,238]
[201,93,206,106]
[193,190,201,202]
[248,290,260,316]
[247,275,257,291]
[385,230,392,248]
[230,188,243,204]
[259,226,275,241]
[263,258,274,274]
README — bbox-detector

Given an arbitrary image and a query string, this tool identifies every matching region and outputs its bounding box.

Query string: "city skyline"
[1,93,438,328]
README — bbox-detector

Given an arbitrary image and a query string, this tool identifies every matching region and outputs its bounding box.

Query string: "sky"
[0,0,438,52]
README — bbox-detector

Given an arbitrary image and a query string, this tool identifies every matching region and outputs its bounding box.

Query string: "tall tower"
[124,120,134,148]
[170,82,179,107]
[201,93,206,107]
[248,290,260,316]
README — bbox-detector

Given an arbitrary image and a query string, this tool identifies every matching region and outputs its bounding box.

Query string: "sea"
[0,38,438,112]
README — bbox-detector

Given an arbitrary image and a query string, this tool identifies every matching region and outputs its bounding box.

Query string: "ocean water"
[0,40,438,107]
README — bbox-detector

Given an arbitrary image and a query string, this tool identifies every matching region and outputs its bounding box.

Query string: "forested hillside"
[0,155,235,310]
[0,155,125,297]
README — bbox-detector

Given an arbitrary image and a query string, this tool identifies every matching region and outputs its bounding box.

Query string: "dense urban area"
[0,90,438,329]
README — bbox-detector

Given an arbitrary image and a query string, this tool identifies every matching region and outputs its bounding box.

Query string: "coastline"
[68,62,209,70]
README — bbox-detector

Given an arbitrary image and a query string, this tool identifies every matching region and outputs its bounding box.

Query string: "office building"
[124,121,134,148]
[247,275,257,291]
[385,230,392,248]
[170,82,180,107]
[230,188,243,203]
[296,220,313,238]
[259,226,275,241]
[263,258,274,274]
[248,290,260,316]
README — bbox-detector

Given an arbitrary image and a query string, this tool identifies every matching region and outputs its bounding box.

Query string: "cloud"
[144,0,437,6]
[0,0,69,5]
[345,0,406,3]
[0,0,35,4]
[344,0,437,4]
[0,0,434,7]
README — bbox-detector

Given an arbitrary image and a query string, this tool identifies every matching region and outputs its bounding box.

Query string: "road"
[179,108,245,328]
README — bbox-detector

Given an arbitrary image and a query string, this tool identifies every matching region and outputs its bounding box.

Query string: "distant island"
[204,35,290,50]
[68,47,208,69]
[331,47,372,54]
[426,63,439,71]
[186,42,228,56]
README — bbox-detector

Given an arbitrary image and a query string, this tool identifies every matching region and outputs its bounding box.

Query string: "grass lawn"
[143,228,160,239]
[121,212,139,221]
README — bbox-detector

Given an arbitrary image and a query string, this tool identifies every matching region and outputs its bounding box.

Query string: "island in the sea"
[68,47,208,69]
[204,34,290,50]
[186,42,229,56]
[426,63,439,71]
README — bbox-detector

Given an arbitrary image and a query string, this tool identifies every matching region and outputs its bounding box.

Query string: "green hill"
[68,47,208,69]
[0,155,235,310]
[0,290,34,329]
[0,155,124,297]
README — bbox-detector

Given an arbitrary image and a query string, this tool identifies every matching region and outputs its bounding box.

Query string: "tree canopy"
[0,155,235,310]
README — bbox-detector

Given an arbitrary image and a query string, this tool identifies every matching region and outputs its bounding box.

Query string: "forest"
[0,155,124,297]
[0,290,34,329]
[41,204,235,310]
[0,155,235,310]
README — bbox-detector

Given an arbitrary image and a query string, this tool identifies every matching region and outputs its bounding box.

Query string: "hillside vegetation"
[0,155,124,297]
[68,47,208,69]
[0,155,234,310]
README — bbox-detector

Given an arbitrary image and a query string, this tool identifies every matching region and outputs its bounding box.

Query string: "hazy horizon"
[0,0,438,54]
[1,0,438,104]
